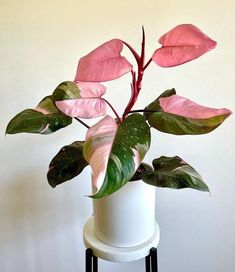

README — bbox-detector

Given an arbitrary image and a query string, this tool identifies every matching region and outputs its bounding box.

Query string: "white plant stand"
[83,217,160,271]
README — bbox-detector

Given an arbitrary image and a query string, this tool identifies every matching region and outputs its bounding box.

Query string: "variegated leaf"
[53,81,107,119]
[83,114,151,198]
[83,115,118,192]
[145,90,231,135]
[6,96,72,135]
[142,156,209,192]
[144,88,176,119]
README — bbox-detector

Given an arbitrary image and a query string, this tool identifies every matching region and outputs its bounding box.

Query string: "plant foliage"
[6,24,231,198]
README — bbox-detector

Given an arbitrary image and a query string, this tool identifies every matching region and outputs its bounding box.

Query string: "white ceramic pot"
[92,180,156,247]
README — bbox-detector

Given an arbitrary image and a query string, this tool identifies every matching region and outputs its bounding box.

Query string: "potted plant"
[6,24,231,248]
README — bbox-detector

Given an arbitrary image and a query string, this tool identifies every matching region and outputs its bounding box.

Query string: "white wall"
[1,1,234,271]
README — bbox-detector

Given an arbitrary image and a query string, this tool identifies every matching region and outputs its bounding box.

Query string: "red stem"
[102,98,122,124]
[122,41,140,63]
[143,58,152,71]
[123,27,146,116]
[139,26,145,69]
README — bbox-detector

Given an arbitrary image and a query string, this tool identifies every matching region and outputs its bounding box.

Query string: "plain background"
[1,0,235,271]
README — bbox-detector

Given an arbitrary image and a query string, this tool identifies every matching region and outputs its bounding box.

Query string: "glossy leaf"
[159,94,231,119]
[142,156,209,192]
[47,141,88,188]
[6,96,72,135]
[75,39,133,82]
[83,115,118,192]
[144,88,176,119]
[145,91,231,135]
[53,81,107,119]
[83,114,151,198]
[130,162,153,181]
[152,24,217,67]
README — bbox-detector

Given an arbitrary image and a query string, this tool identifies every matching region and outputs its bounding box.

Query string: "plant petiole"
[74,118,90,129]
[102,98,122,124]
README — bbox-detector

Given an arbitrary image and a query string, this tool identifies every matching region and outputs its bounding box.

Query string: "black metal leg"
[93,255,98,272]
[150,247,158,272]
[86,248,92,272]
[86,247,156,272]
[86,248,98,272]
[145,254,151,272]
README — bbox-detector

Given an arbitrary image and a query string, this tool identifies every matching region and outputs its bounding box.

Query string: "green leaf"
[141,156,210,192]
[91,114,151,198]
[47,141,88,188]
[52,81,80,101]
[36,95,61,113]
[6,96,72,135]
[130,162,153,181]
[147,111,229,135]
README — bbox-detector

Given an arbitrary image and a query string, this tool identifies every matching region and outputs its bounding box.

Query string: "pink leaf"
[75,39,133,82]
[55,82,107,119]
[83,116,118,191]
[152,24,217,67]
[159,95,232,119]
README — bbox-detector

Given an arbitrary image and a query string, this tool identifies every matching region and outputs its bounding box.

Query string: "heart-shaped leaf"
[152,24,217,67]
[83,113,151,198]
[53,81,107,119]
[145,91,231,135]
[6,96,72,135]
[47,141,88,188]
[75,39,133,82]
[142,156,209,192]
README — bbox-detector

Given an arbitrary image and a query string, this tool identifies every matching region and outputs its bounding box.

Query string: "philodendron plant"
[6,24,231,198]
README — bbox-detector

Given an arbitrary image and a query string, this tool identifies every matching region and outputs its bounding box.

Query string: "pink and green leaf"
[142,156,209,192]
[152,24,217,67]
[6,96,72,135]
[53,81,107,119]
[159,94,231,119]
[144,88,176,119]
[83,115,118,192]
[83,113,151,198]
[75,39,133,82]
[144,90,231,135]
